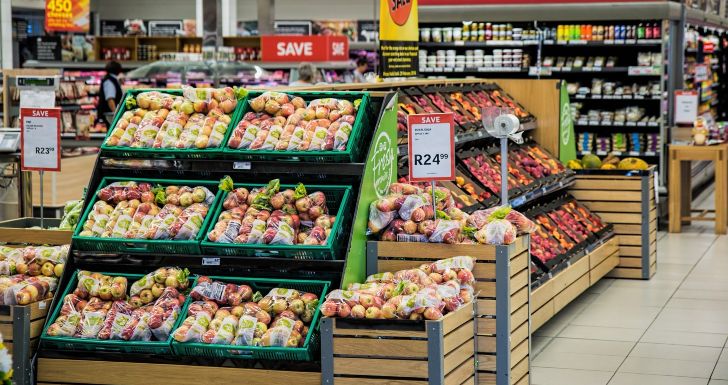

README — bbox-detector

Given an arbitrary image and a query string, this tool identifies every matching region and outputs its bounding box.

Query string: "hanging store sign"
[379,0,419,78]
[261,35,349,61]
[20,108,61,172]
[45,0,90,33]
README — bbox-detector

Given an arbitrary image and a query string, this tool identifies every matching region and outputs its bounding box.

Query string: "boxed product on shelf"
[171,276,328,361]
[200,179,353,260]
[101,87,247,158]
[224,90,372,163]
[73,178,223,254]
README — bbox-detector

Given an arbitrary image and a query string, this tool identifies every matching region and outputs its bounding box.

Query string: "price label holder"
[407,113,455,182]
[20,107,61,228]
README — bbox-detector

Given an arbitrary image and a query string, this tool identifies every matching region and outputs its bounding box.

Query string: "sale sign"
[261,35,349,62]
[407,113,455,182]
[45,0,90,33]
[20,108,61,172]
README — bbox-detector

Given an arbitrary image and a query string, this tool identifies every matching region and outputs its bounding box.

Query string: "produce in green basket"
[106,86,245,150]
[46,270,187,341]
[79,181,215,241]
[321,256,475,321]
[207,179,337,246]
[227,91,358,152]
[129,267,190,305]
[173,276,319,348]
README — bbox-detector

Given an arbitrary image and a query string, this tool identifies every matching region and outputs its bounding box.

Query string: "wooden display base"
[321,301,476,385]
[0,218,71,245]
[2,299,51,385]
[570,168,657,279]
[367,237,530,385]
[531,237,619,331]
[37,358,321,385]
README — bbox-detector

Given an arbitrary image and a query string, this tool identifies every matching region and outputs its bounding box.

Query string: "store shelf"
[572,94,661,101]
[420,66,527,74]
[543,39,663,46]
[578,150,658,158]
[509,174,576,209]
[23,60,149,70]
[349,41,378,50]
[574,120,660,128]
[419,40,540,48]
[254,61,355,70]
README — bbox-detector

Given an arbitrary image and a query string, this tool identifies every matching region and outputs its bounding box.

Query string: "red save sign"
[261,35,349,62]
[20,107,61,172]
[407,113,455,182]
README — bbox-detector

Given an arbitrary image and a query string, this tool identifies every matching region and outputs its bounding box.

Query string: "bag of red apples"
[368,183,535,245]
[321,256,475,321]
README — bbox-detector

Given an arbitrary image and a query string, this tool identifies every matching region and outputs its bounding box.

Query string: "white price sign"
[20,108,61,171]
[407,113,455,182]
[674,90,698,124]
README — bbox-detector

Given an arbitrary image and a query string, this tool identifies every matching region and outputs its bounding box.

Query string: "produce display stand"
[365,237,530,385]
[570,167,657,279]
[0,218,72,245]
[35,89,401,384]
[530,236,620,331]
[2,299,52,385]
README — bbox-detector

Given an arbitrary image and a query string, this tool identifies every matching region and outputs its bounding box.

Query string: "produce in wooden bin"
[0,245,68,278]
[46,270,187,341]
[0,275,57,305]
[105,87,246,149]
[228,91,360,151]
[321,256,475,321]
[207,178,336,246]
[368,183,534,245]
[173,277,319,348]
[79,181,215,241]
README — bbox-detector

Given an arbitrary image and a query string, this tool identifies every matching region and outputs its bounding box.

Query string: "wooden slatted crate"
[365,237,530,385]
[570,167,657,279]
[321,301,476,385]
[1,299,52,385]
[531,236,619,331]
[0,218,72,245]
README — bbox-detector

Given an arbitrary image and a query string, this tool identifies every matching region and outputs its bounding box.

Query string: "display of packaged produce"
[0,275,57,305]
[206,178,337,246]
[59,200,84,231]
[568,154,649,170]
[104,87,246,150]
[0,245,68,278]
[78,180,216,241]
[322,256,476,320]
[227,91,360,152]
[45,268,190,342]
[172,277,320,348]
[368,183,534,245]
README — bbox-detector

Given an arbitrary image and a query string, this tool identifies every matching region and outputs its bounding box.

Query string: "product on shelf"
[322,256,475,320]
[78,181,215,241]
[206,179,336,246]
[568,154,649,170]
[368,183,534,245]
[173,277,319,348]
[0,275,58,305]
[227,92,360,152]
[105,87,246,150]
[0,245,68,279]
[59,200,84,231]
[129,267,191,306]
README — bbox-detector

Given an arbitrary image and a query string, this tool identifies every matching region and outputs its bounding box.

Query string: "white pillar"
[221,0,236,36]
[1,0,13,68]
[196,0,204,37]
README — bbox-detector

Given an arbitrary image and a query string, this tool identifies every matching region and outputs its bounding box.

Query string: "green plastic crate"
[40,271,195,355]
[99,88,246,159]
[171,276,329,361]
[72,177,223,255]
[222,91,372,163]
[199,183,352,260]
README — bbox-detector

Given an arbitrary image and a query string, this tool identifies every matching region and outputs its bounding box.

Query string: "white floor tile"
[710,380,728,385]
[714,361,728,380]
[629,342,721,362]
[531,367,613,385]
[558,325,645,342]
[533,351,624,371]
[541,337,634,356]
[619,356,715,378]
[609,372,709,385]
[640,329,727,348]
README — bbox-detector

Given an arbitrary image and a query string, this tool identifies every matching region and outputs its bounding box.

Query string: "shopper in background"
[289,62,317,87]
[96,61,124,128]
[353,57,369,83]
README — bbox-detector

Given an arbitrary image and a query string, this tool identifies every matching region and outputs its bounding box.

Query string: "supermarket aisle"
[531,188,728,385]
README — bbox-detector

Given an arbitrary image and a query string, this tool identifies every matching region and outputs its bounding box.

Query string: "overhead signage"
[45,0,90,33]
[261,35,349,62]
[379,0,419,78]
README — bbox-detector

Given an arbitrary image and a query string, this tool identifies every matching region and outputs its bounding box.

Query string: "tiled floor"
[532,188,728,385]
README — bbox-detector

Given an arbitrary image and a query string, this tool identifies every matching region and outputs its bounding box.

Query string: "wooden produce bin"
[570,168,657,279]
[531,236,619,331]
[321,301,476,385]
[366,237,530,385]
[2,299,52,385]
[0,218,72,245]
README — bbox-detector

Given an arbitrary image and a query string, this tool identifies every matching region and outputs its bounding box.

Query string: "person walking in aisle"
[96,61,123,128]
[289,62,318,86]
[352,57,369,83]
